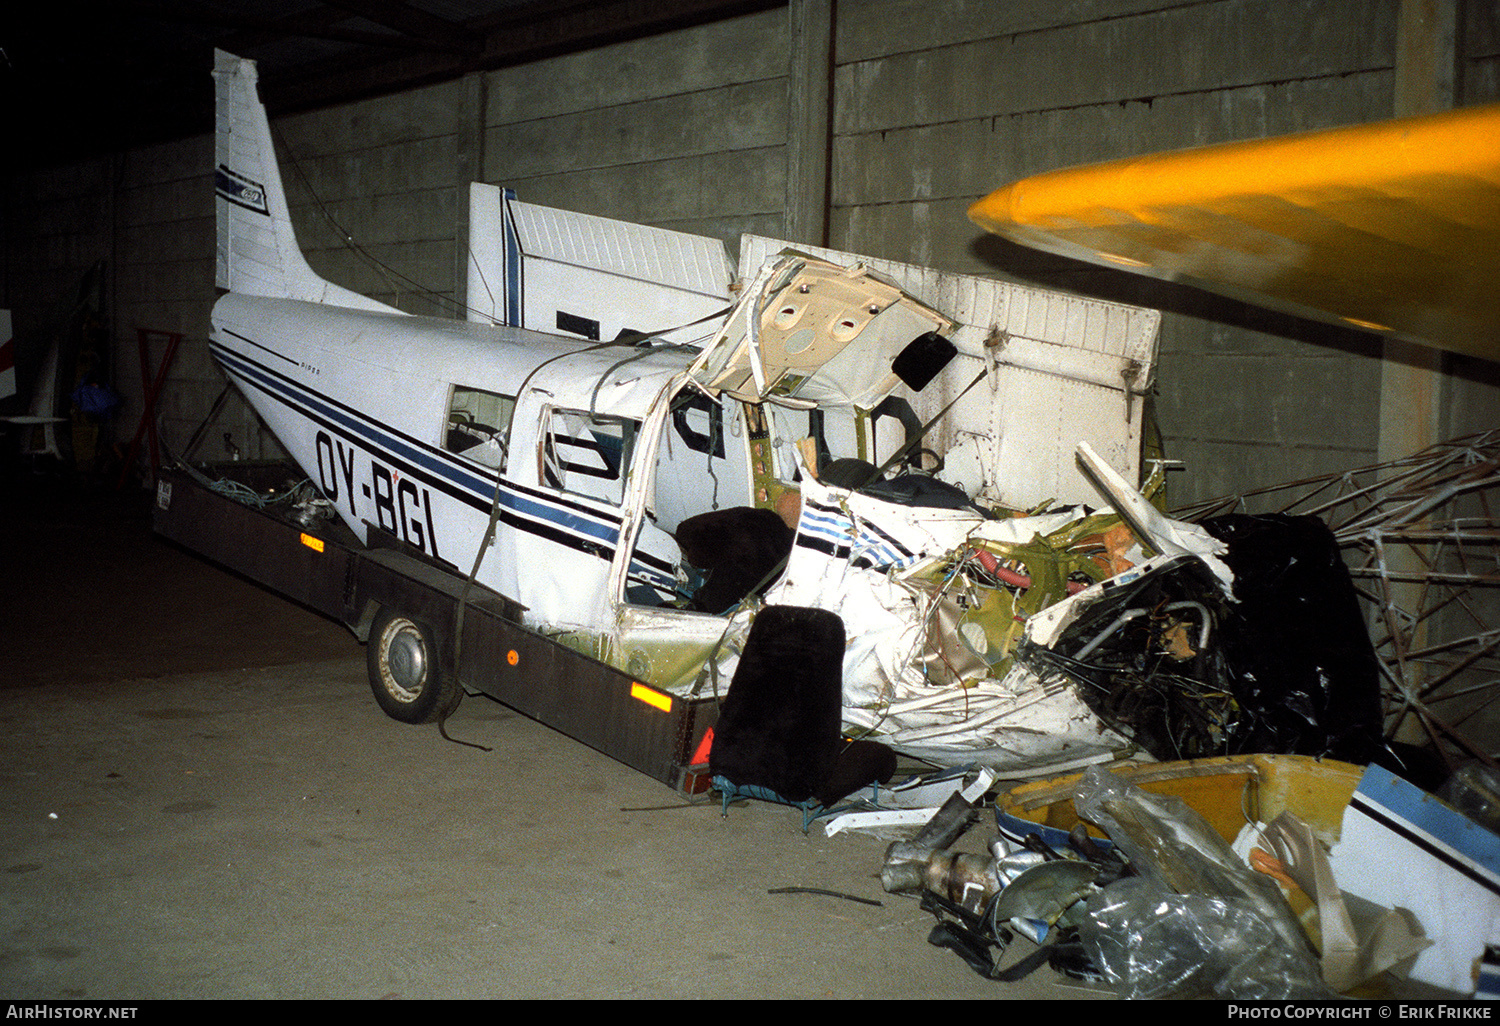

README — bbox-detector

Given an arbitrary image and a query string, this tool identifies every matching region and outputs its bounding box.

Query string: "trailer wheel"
[367,608,460,724]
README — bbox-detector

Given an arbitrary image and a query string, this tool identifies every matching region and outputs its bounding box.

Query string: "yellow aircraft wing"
[968,102,1500,361]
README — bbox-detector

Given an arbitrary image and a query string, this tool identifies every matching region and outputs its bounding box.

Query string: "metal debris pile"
[793,436,1500,999]
[873,764,1327,998]
[753,435,1388,774]
[858,755,1487,999]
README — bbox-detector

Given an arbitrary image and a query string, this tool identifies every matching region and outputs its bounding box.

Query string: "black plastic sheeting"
[1028,513,1383,764]
[1202,513,1383,764]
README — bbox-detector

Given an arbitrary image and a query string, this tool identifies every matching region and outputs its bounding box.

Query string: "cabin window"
[542,408,639,506]
[445,385,515,471]
[670,392,725,459]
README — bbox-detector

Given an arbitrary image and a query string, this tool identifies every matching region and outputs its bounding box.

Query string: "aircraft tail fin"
[213,51,395,313]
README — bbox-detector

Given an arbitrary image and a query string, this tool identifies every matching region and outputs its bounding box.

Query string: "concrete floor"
[0,470,1101,1000]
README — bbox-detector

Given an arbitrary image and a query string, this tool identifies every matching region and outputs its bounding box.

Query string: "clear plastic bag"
[1078,878,1329,999]
[1072,765,1331,999]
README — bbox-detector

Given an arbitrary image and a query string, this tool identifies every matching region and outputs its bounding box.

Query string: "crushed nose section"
[765,472,1144,772]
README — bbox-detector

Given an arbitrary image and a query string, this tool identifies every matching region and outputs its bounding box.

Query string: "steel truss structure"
[1176,431,1500,773]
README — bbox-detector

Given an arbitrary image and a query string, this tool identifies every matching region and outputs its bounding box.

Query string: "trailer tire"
[367,607,460,724]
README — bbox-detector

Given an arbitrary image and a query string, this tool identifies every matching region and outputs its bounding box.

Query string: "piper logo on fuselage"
[215,165,269,216]
[315,429,440,558]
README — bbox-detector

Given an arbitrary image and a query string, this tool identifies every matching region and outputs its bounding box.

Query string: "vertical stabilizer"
[466,184,522,326]
[213,51,396,313]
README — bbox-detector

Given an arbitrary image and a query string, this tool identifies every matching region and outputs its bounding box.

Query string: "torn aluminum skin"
[760,464,1235,774]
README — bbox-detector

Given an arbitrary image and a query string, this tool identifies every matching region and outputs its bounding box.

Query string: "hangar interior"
[6,0,1498,496]
[2,0,1499,1001]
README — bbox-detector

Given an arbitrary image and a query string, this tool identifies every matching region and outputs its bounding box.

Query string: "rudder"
[213,50,394,313]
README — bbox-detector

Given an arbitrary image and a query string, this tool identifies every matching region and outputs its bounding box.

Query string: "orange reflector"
[299,533,325,553]
[688,726,714,766]
[630,682,672,713]
[506,650,519,666]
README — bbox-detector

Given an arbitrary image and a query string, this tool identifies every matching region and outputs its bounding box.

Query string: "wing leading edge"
[968,102,1500,361]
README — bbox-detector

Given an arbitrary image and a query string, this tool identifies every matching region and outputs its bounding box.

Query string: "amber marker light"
[630,682,672,713]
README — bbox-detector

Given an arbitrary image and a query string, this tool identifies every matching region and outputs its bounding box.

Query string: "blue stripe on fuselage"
[210,336,623,555]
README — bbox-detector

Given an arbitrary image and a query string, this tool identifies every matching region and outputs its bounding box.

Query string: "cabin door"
[610,388,771,691]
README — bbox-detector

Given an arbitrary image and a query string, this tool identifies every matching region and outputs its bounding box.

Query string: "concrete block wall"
[478,8,789,245]
[3,160,114,326]
[1464,1,1500,98]
[1,157,115,429]
[111,133,245,468]
[275,78,470,319]
[1455,1,1500,444]
[0,139,261,470]
[3,0,1493,506]
[828,0,1411,508]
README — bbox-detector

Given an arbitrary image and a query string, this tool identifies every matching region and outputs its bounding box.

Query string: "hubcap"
[383,622,427,702]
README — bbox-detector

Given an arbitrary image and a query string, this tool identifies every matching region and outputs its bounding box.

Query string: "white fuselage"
[210,292,698,632]
[206,48,1183,774]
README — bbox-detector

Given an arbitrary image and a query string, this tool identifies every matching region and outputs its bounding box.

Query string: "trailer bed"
[152,464,717,793]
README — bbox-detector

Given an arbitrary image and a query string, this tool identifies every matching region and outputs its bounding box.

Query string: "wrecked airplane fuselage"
[212,49,1263,776]
[214,241,1192,773]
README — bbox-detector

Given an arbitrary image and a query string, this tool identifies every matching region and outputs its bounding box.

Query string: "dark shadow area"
[0,455,357,689]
